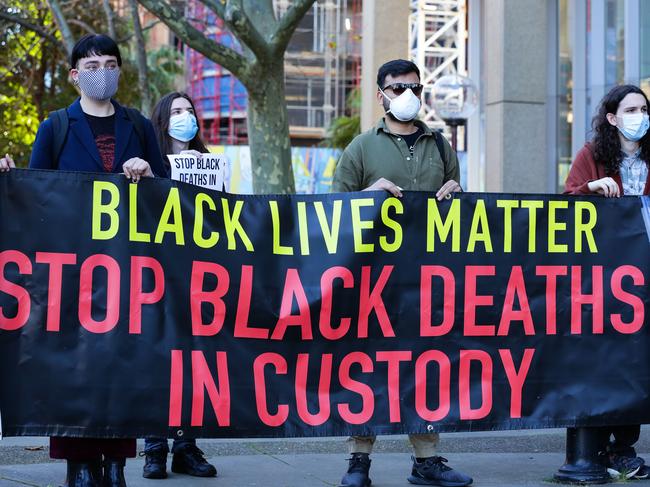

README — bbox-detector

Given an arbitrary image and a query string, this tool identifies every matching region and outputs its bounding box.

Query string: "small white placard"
[168,153,227,191]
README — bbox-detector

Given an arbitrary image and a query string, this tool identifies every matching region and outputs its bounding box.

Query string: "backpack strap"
[48,108,69,169]
[433,130,448,166]
[47,106,147,169]
[124,107,146,152]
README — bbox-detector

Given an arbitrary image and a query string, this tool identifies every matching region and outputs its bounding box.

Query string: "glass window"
[605,0,625,86]
[641,0,650,94]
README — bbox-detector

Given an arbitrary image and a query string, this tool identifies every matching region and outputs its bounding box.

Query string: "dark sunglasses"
[382,83,423,96]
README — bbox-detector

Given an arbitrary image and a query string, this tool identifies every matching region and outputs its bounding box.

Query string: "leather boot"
[141,446,168,479]
[102,457,127,487]
[66,460,102,487]
[340,453,371,487]
[171,444,217,477]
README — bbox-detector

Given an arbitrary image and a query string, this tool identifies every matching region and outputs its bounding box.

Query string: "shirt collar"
[375,117,433,136]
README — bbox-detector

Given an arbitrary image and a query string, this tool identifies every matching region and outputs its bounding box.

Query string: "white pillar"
[360,0,410,131]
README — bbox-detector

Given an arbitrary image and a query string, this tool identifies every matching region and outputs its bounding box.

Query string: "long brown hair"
[150,92,208,166]
[591,85,650,174]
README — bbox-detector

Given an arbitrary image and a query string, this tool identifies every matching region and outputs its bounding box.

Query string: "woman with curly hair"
[565,84,650,196]
[564,84,650,479]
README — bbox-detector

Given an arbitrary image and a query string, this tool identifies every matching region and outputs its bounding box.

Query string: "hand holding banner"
[1,169,650,439]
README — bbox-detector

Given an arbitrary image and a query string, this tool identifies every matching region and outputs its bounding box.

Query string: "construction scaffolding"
[408,0,468,129]
[186,0,362,146]
[186,2,248,145]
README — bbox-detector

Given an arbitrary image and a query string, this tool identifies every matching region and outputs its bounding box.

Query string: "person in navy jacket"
[29,96,167,177]
[2,37,166,181]
[1,34,166,487]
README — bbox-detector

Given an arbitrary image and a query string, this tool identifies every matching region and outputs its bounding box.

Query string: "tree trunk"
[246,62,295,194]
[128,0,151,116]
[102,0,117,40]
[46,0,74,56]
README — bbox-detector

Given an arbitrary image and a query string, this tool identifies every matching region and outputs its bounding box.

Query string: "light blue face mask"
[168,111,199,143]
[617,113,650,142]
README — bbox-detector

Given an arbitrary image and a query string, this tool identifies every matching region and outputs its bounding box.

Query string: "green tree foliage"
[323,87,360,149]
[0,2,73,164]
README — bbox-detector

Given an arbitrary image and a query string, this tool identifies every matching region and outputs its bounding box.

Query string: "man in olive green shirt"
[333,61,461,202]
[333,60,470,487]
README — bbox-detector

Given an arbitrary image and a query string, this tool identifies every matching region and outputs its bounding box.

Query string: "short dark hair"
[70,34,122,69]
[377,59,420,88]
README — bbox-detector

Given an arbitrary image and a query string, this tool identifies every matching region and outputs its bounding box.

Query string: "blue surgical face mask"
[617,113,650,142]
[168,111,199,143]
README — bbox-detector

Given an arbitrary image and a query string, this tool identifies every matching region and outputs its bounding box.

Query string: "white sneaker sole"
[607,466,641,480]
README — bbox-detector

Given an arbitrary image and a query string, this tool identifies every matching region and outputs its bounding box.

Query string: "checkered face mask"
[77,68,120,101]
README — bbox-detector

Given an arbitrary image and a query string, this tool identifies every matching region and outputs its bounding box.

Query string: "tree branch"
[223,0,270,59]
[129,0,151,115]
[45,0,74,56]
[0,10,66,53]
[136,0,251,83]
[67,19,97,35]
[116,20,161,44]
[270,0,315,55]
[201,0,226,19]
[102,0,116,39]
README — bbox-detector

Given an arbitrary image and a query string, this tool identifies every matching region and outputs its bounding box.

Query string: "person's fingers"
[600,180,608,196]
[608,180,617,197]
[132,162,142,182]
[604,178,620,197]
[386,184,402,197]
[436,181,459,201]
[0,154,14,171]
[381,180,402,197]
[364,178,401,196]
[436,180,455,195]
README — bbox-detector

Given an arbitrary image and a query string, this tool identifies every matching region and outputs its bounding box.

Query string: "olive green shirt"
[332,118,460,192]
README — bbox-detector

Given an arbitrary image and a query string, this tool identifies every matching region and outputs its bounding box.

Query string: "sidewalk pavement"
[1,429,649,487]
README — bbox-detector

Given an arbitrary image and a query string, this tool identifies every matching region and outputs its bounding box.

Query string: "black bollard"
[554,427,610,484]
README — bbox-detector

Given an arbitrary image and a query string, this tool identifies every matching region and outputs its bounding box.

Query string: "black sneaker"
[408,456,473,486]
[141,447,168,479]
[634,464,650,479]
[171,444,217,477]
[607,453,644,480]
[339,453,371,487]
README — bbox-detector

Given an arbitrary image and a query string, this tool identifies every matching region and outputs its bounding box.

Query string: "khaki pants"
[347,433,439,458]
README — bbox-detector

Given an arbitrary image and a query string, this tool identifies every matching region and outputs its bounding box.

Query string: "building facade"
[363,0,650,193]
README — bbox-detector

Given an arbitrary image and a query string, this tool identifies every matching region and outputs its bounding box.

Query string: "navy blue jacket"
[29,98,167,177]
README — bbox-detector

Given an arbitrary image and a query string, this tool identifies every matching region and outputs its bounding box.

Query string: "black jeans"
[596,425,641,457]
[144,437,196,454]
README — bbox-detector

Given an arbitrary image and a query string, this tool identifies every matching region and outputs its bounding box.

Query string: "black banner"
[1,169,650,439]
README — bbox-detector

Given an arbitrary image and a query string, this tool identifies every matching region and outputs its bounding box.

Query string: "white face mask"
[617,113,650,142]
[380,88,421,122]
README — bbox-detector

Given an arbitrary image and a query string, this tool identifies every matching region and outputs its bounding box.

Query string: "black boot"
[340,453,371,487]
[66,460,102,487]
[171,444,217,477]
[141,446,168,479]
[102,458,127,487]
